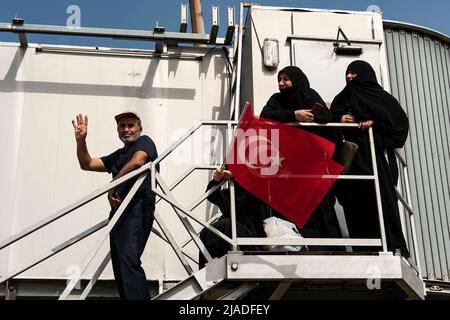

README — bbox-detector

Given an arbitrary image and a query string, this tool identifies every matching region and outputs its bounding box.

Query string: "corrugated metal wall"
[384,22,450,282]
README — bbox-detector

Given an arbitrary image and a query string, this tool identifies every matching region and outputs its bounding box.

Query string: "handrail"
[0,160,153,294]
[0,219,109,284]
[0,162,151,251]
[150,122,387,251]
[150,121,420,262]
[395,149,423,277]
[152,120,237,172]
[0,118,421,299]
[368,127,389,252]
[0,119,238,298]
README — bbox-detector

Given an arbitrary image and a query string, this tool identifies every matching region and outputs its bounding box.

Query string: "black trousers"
[109,198,154,300]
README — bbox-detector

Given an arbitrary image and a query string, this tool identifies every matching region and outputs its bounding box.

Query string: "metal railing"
[395,149,423,277]
[0,120,235,299]
[0,120,422,299]
[0,163,212,299]
[151,120,423,286]
[150,120,420,257]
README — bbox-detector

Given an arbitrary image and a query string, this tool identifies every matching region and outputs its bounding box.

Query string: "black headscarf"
[261,66,325,123]
[330,60,409,148]
[276,66,324,109]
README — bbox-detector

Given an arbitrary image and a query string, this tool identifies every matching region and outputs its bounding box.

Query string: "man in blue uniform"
[72,110,158,300]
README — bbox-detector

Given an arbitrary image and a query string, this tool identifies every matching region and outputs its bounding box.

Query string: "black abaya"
[260,66,343,244]
[329,60,410,257]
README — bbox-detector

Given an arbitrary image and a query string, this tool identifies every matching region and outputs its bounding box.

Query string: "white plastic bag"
[263,217,305,252]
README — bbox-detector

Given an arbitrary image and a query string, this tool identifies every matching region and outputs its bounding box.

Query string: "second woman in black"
[329,60,410,257]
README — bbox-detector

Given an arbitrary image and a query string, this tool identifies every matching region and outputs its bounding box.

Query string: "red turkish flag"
[226,103,343,228]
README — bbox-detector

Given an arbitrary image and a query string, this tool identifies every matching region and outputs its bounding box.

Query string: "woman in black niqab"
[261,66,326,123]
[330,60,410,257]
[260,66,343,246]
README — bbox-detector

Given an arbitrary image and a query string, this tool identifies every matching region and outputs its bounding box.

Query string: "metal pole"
[153,189,233,245]
[233,2,245,121]
[229,180,238,251]
[79,251,111,300]
[189,0,205,34]
[156,173,213,264]
[368,128,388,253]
[403,165,423,277]
[152,227,199,264]
[237,237,381,247]
[394,153,407,237]
[0,22,212,44]
[153,211,194,275]
[188,179,226,211]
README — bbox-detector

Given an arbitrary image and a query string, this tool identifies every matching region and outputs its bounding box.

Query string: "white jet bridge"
[0,3,426,300]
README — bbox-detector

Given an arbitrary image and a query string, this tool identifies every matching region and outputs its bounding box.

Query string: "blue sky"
[0,1,448,48]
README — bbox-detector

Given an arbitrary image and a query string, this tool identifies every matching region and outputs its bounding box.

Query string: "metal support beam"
[226,254,424,299]
[78,251,111,300]
[11,17,28,47]
[187,178,226,211]
[5,281,16,300]
[233,2,245,121]
[0,22,211,44]
[368,128,388,253]
[180,3,188,32]
[210,5,219,43]
[18,33,28,47]
[237,237,382,247]
[153,188,233,246]
[229,180,238,252]
[225,7,235,45]
[154,25,167,54]
[155,212,193,275]
[156,173,211,268]
[153,256,227,300]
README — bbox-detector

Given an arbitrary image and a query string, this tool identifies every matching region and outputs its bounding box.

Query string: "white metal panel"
[243,8,295,114]
[384,24,450,282]
[243,7,386,114]
[0,44,26,277]
[291,40,382,103]
[226,254,425,300]
[0,43,230,282]
[292,11,384,41]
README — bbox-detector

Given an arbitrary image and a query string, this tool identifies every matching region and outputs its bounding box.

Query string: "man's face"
[117,116,142,146]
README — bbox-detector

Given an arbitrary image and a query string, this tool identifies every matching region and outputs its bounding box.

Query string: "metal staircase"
[0,2,427,301]
[0,119,425,300]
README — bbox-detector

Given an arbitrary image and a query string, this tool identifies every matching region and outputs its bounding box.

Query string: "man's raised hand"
[72,114,88,140]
